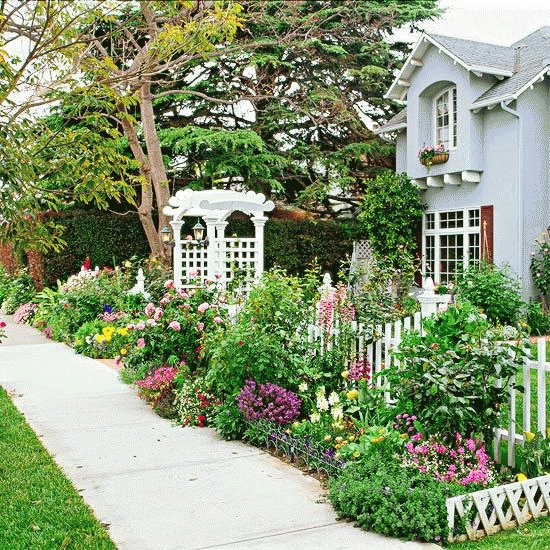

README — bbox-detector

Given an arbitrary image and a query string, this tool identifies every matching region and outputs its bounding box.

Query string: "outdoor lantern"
[192,221,205,242]
[161,225,172,245]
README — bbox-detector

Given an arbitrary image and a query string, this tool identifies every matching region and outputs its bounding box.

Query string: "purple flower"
[104,304,112,313]
[236,380,301,425]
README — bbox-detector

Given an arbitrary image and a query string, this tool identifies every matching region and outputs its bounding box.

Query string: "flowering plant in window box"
[418,144,449,167]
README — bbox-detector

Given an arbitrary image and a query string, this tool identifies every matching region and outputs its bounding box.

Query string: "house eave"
[470,66,550,111]
[385,34,514,101]
[373,122,407,135]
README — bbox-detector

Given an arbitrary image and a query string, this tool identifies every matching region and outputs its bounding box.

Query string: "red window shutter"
[415,221,423,286]
[480,205,494,263]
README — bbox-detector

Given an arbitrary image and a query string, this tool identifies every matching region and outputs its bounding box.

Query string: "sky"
[396,0,550,45]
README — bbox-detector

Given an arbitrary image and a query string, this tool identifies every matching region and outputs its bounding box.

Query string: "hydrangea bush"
[13,302,38,325]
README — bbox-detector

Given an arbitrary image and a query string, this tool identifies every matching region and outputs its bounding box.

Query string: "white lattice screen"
[180,244,208,287]
[218,238,257,288]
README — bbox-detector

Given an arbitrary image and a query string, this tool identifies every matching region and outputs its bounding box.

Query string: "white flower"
[316,395,329,412]
[298,382,308,392]
[331,406,343,420]
[309,412,321,423]
[328,391,340,406]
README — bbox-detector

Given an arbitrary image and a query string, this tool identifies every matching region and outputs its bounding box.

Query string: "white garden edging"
[447,474,550,542]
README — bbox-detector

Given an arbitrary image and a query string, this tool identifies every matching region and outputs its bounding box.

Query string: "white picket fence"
[306,313,549,467]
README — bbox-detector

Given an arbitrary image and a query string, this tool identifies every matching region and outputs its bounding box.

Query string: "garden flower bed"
[4,260,549,545]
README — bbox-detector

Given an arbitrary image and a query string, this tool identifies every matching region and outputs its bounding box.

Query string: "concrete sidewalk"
[0,316,438,550]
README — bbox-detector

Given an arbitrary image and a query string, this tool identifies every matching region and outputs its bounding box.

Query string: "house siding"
[517,81,550,298]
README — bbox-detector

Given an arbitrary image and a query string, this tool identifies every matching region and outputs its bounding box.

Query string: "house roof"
[378,26,550,133]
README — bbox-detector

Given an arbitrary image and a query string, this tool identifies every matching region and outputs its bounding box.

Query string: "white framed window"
[423,207,480,284]
[434,86,457,149]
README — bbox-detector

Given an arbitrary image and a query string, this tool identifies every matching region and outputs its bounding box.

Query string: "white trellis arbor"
[162,188,275,288]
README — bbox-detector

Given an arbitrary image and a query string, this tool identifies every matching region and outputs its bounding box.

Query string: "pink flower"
[178,289,189,299]
[137,338,146,348]
[185,235,193,241]
[197,302,209,314]
[160,297,169,305]
[215,273,222,280]
[136,321,146,330]
[127,323,136,330]
[184,303,191,310]
[188,268,198,277]
[196,322,205,331]
[144,303,155,317]
[169,320,181,331]
[146,318,156,327]
[205,279,214,285]
[164,279,175,289]
[213,316,222,324]
[154,308,163,321]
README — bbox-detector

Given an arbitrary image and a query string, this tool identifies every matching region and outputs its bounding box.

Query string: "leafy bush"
[455,262,524,325]
[525,301,550,336]
[205,269,317,397]
[0,269,36,314]
[390,301,525,441]
[531,230,549,299]
[329,454,463,544]
[213,404,246,440]
[357,171,425,271]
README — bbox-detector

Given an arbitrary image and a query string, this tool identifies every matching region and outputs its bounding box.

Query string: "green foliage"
[358,171,425,270]
[205,269,318,398]
[41,211,149,286]
[0,269,36,315]
[525,302,550,336]
[456,262,524,326]
[329,453,462,544]
[520,431,550,479]
[390,302,526,441]
[213,403,246,440]
[531,230,550,298]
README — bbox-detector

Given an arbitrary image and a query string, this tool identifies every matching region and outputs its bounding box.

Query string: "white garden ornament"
[162,189,274,289]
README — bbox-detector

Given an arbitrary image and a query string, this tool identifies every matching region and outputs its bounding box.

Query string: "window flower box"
[447,473,550,542]
[418,144,449,167]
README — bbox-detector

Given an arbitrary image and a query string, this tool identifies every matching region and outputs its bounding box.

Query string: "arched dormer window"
[434,86,457,149]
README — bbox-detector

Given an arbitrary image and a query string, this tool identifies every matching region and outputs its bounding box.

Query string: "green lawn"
[0,387,115,549]
[455,516,550,549]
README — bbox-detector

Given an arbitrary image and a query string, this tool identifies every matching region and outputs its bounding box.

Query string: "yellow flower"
[335,443,342,449]
[353,451,361,458]
[547,428,550,439]
[102,326,115,337]
[517,473,528,482]
[292,422,300,429]
[341,370,349,379]
[378,428,385,434]
[348,435,355,442]
[120,348,127,356]
[524,431,536,443]
[346,389,359,400]
[401,433,409,439]
[371,437,380,444]
[335,436,343,443]
[95,334,106,344]
[117,327,128,337]
[324,434,332,442]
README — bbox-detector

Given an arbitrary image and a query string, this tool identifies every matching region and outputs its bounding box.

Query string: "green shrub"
[390,301,525,441]
[213,403,246,440]
[525,301,550,336]
[455,262,524,325]
[357,171,425,271]
[531,230,549,299]
[329,454,462,543]
[205,269,318,398]
[0,269,36,314]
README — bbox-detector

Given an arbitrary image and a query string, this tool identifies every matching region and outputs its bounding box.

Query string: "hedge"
[35,210,365,286]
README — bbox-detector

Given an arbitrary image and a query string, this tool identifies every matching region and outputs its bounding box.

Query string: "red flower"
[0,321,6,328]
[237,340,244,347]
[430,343,439,350]
[197,414,206,427]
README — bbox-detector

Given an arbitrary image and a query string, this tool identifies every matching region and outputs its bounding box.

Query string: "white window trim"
[433,86,457,150]
[422,207,480,284]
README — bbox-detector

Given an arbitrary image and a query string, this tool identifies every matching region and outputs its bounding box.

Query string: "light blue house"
[376,27,549,297]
